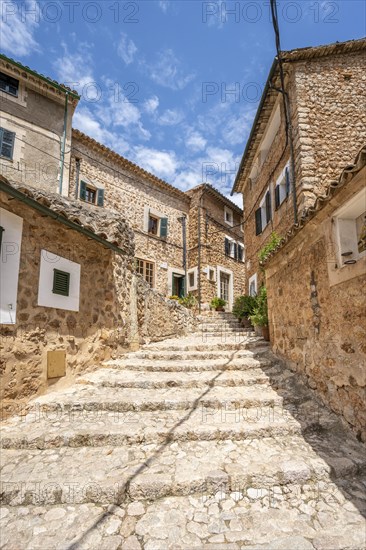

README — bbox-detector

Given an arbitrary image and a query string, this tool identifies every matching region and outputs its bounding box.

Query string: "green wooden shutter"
[238,245,243,262]
[265,191,272,222]
[160,217,168,238]
[0,128,15,160]
[224,238,230,256]
[285,167,290,196]
[233,242,238,260]
[52,269,70,296]
[80,180,87,201]
[255,208,262,235]
[275,185,280,210]
[97,188,104,207]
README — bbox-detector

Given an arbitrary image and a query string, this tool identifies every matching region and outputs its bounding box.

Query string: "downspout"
[179,215,187,296]
[74,158,80,199]
[59,91,69,195]
[197,200,202,313]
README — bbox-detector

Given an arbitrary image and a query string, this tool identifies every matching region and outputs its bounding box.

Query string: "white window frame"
[187,266,198,291]
[332,187,366,268]
[225,235,236,259]
[259,186,271,230]
[224,206,234,227]
[275,161,290,208]
[248,273,258,296]
[38,250,81,312]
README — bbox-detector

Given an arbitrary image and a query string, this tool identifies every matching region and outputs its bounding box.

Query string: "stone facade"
[264,155,366,441]
[0,179,196,415]
[0,54,79,195]
[233,39,366,294]
[187,185,245,310]
[70,130,190,297]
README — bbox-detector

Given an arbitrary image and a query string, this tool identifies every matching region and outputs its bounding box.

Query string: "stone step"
[107,356,276,373]
[121,348,268,362]
[1,398,338,450]
[143,335,267,352]
[1,477,365,550]
[2,431,365,506]
[78,367,278,389]
[23,384,294,414]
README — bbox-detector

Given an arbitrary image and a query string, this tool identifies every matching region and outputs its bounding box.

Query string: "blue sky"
[2,0,365,205]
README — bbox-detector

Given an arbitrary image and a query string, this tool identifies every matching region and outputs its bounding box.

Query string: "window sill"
[328,255,366,287]
[0,156,14,162]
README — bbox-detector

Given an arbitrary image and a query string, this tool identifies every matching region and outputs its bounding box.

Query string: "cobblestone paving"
[1,331,365,549]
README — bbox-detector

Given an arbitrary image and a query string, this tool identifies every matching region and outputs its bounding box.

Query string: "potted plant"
[210,296,226,311]
[249,286,269,341]
[233,295,257,327]
[178,293,197,310]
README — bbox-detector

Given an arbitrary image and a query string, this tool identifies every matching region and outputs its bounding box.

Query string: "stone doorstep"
[1,434,365,506]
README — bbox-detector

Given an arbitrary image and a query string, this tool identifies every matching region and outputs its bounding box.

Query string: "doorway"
[217,267,233,311]
[172,273,185,298]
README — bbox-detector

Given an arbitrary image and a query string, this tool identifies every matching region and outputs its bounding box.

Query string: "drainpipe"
[198,202,202,313]
[179,215,187,296]
[74,158,80,199]
[59,91,69,195]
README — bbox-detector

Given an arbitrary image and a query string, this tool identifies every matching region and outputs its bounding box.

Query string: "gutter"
[0,180,126,256]
[230,58,278,196]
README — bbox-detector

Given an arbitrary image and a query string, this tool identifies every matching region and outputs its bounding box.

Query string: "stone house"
[70,129,191,298]
[186,184,245,311]
[0,174,196,415]
[0,53,79,195]
[263,146,366,441]
[231,38,366,296]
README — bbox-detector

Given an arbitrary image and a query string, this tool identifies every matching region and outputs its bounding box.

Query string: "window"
[0,72,19,97]
[0,128,15,160]
[52,269,70,297]
[136,259,155,287]
[238,243,244,262]
[275,163,290,209]
[148,215,159,235]
[224,237,243,261]
[224,206,233,226]
[209,268,216,282]
[333,188,366,268]
[248,273,257,296]
[80,181,104,207]
[187,267,198,291]
[144,207,168,239]
[0,209,23,324]
[255,187,272,235]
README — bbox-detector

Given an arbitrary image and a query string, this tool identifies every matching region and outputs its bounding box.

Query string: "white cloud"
[158,1,170,13]
[73,107,129,154]
[158,109,184,126]
[143,96,160,114]
[53,42,94,91]
[185,130,207,152]
[0,0,39,56]
[117,33,137,65]
[145,49,195,90]
[133,147,179,180]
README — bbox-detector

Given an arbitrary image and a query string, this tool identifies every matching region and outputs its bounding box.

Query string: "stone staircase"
[197,311,252,336]
[1,332,365,550]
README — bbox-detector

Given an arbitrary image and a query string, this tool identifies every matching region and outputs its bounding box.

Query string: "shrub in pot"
[233,295,256,327]
[249,286,269,341]
[210,296,226,311]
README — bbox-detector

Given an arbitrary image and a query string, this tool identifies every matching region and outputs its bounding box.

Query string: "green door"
[172,273,185,298]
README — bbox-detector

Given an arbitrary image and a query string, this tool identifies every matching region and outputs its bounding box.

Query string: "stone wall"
[70,133,190,296]
[0,189,196,415]
[265,170,366,441]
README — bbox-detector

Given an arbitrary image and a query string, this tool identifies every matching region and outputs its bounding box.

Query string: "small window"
[148,215,159,235]
[0,72,19,97]
[224,206,233,227]
[256,187,272,235]
[0,127,15,160]
[209,268,215,281]
[52,269,70,297]
[79,181,104,206]
[224,237,237,259]
[189,272,195,288]
[136,259,155,287]
[238,244,244,262]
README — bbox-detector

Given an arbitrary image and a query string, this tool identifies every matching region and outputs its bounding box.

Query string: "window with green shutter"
[255,208,262,235]
[52,269,70,297]
[0,72,19,97]
[160,217,168,238]
[97,188,104,207]
[0,128,15,160]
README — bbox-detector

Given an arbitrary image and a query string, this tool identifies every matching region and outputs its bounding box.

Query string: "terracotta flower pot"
[262,325,270,341]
